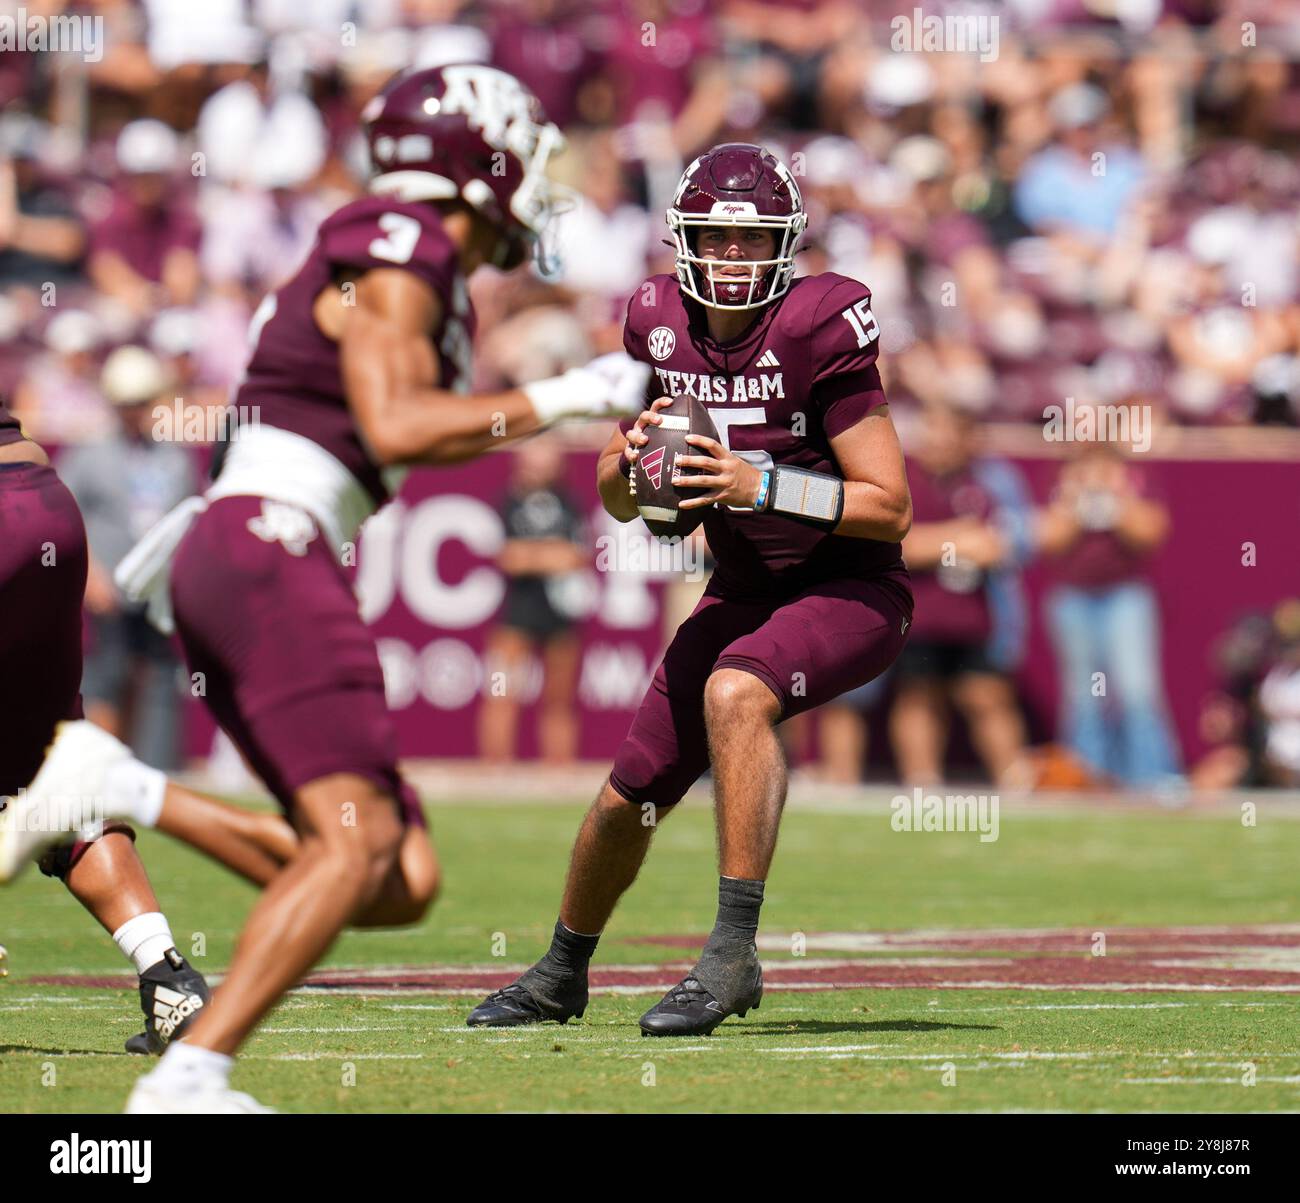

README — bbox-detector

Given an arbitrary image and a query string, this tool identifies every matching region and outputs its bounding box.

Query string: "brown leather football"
[632,395,721,540]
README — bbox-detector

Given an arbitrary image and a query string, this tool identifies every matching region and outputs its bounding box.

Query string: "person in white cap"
[9,310,111,444]
[57,345,197,763]
[87,120,201,316]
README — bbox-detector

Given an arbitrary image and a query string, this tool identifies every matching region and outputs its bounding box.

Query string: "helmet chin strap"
[490,229,557,276]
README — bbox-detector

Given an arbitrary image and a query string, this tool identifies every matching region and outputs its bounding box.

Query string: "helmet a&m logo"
[648,326,676,361]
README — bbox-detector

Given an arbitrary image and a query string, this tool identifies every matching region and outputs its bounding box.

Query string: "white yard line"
[288,979,1300,996]
[1122,1076,1300,1086]
[380,1004,457,1011]
[258,1025,410,1034]
[918,1001,1291,1012]
[247,1053,426,1061]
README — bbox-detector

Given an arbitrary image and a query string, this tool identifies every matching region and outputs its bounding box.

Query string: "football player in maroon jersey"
[468,143,914,1036]
[4,65,649,1112]
[0,409,210,1055]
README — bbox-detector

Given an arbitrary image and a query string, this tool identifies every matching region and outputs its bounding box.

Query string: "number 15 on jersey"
[841,298,880,348]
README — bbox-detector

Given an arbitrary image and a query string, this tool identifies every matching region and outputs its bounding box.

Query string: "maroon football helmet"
[667,143,808,310]
[362,64,572,272]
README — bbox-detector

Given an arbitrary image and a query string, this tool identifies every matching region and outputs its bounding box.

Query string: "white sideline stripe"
[381,1004,456,1011]
[1123,1076,1300,1085]
[827,1060,1034,1072]
[292,979,1300,997]
[920,1000,1291,1012]
[763,1047,1100,1059]
[443,1028,638,1038]
[259,1025,408,1034]
[252,1053,425,1061]
[634,1046,1300,1060]
[776,981,1300,993]
[1165,1060,1300,1068]
[0,995,133,1003]
[755,923,1300,949]
[0,1003,123,1011]
[297,959,962,977]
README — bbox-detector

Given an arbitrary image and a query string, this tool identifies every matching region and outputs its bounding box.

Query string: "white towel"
[114,495,209,635]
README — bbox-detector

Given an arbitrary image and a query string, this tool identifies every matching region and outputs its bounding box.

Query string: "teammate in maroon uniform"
[7,65,648,1111]
[467,143,914,1036]
[0,401,211,1055]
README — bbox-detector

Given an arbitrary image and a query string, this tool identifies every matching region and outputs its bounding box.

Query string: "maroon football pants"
[169,495,424,826]
[609,571,912,807]
[0,463,87,795]
[0,462,136,876]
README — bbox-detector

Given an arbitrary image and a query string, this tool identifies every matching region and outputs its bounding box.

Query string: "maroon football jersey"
[0,397,24,446]
[235,196,476,506]
[622,273,905,599]
[905,463,994,645]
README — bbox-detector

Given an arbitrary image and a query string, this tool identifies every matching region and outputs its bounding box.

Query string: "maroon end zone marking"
[27,925,1300,994]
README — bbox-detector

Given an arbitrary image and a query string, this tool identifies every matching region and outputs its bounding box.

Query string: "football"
[632,394,721,540]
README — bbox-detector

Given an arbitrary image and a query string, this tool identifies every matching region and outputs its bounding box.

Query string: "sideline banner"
[187,451,1294,769]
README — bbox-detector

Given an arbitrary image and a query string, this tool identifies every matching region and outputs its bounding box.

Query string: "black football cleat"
[125,948,210,1055]
[466,976,587,1028]
[639,967,763,1037]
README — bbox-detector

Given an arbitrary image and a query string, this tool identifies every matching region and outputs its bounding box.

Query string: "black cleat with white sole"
[466,975,587,1028]
[639,965,763,1037]
[125,948,210,1055]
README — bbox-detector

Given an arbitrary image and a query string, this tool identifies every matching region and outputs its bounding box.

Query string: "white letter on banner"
[401,497,504,629]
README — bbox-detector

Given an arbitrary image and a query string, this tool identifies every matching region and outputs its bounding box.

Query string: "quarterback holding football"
[469,143,914,1036]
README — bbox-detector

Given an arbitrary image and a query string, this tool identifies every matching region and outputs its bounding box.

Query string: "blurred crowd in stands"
[4,0,1300,437]
[3,0,1297,788]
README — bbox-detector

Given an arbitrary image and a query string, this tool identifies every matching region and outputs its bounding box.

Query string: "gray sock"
[692,877,764,1009]
[709,876,764,943]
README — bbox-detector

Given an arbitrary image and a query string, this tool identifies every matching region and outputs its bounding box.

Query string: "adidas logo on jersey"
[150,984,204,1042]
[754,349,781,369]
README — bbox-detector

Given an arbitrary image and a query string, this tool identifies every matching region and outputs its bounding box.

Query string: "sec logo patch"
[648,326,676,361]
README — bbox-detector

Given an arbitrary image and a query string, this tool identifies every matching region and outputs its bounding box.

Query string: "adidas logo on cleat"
[151,984,204,1041]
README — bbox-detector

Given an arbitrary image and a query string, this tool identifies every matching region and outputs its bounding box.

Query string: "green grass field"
[2,794,1298,1113]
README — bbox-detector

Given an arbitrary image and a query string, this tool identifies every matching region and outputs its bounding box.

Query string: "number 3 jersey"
[234,196,476,512]
[622,272,907,600]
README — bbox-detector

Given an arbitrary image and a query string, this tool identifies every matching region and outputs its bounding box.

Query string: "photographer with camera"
[1038,438,1179,788]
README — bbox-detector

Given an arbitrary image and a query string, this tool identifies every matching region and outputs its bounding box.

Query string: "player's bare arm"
[672,403,912,542]
[335,268,544,466]
[338,267,649,466]
[0,436,48,466]
[826,406,912,541]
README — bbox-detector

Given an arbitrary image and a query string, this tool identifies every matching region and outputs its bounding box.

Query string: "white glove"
[523,352,652,423]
